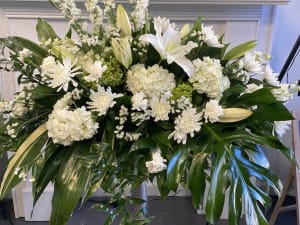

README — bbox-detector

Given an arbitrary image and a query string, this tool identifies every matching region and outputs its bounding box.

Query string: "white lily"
[111,37,132,69]
[139,23,197,77]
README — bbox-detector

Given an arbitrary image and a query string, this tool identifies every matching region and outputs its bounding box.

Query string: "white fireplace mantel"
[0,0,291,222]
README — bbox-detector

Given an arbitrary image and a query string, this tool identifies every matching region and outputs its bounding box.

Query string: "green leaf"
[129,137,156,153]
[188,152,208,209]
[156,173,170,199]
[228,178,242,225]
[0,124,48,198]
[166,147,188,192]
[206,150,228,224]
[36,18,58,42]
[238,88,277,106]
[223,40,256,60]
[50,141,93,225]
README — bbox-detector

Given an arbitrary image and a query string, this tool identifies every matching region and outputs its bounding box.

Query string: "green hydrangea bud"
[171,83,193,101]
[100,58,124,87]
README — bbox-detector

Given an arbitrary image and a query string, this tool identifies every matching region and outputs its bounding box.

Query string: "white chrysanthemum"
[150,96,171,121]
[273,120,291,138]
[239,52,263,74]
[146,149,167,174]
[46,105,98,146]
[203,100,224,123]
[132,92,148,111]
[263,65,280,86]
[241,83,264,95]
[41,56,80,92]
[189,57,230,99]
[126,64,176,97]
[199,25,223,48]
[84,60,107,83]
[87,85,122,116]
[271,84,295,102]
[169,107,203,144]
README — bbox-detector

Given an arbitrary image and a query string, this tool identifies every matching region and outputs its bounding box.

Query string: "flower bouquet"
[0,0,299,225]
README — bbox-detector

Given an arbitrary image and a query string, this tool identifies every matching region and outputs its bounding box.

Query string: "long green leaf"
[206,150,228,224]
[228,178,242,225]
[188,152,208,209]
[166,148,188,192]
[223,40,256,60]
[50,141,93,225]
[0,124,48,198]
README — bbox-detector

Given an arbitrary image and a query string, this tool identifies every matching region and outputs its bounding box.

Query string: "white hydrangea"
[189,57,230,99]
[84,60,107,83]
[145,149,167,174]
[168,107,203,144]
[46,98,98,146]
[150,96,171,121]
[132,92,148,111]
[273,120,291,138]
[126,64,176,97]
[203,100,224,123]
[263,65,280,87]
[41,56,80,92]
[87,85,122,116]
[198,24,223,48]
[239,52,263,74]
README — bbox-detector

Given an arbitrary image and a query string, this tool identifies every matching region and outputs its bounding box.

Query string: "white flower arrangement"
[0,0,300,225]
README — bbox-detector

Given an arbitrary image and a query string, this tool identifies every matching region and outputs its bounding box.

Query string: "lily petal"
[171,55,195,77]
[139,34,165,58]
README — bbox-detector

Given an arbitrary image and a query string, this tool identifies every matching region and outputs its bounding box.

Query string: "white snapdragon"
[146,149,167,174]
[130,0,149,31]
[132,92,148,111]
[126,64,176,97]
[41,56,80,92]
[169,107,202,144]
[84,60,107,83]
[203,100,224,123]
[52,0,81,24]
[0,98,11,114]
[87,85,122,116]
[190,57,230,99]
[273,120,291,138]
[46,95,98,146]
[263,65,280,86]
[6,124,17,138]
[85,0,103,26]
[103,0,116,15]
[150,96,171,122]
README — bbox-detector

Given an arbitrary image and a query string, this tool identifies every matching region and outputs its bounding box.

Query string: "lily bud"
[116,4,132,37]
[180,23,190,38]
[111,37,132,69]
[218,108,253,123]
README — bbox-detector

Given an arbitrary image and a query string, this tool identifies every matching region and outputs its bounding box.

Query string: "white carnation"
[146,149,167,174]
[46,105,98,146]
[87,85,122,116]
[274,120,291,138]
[190,57,229,99]
[169,107,202,144]
[263,65,280,86]
[150,96,171,121]
[126,64,176,97]
[132,92,148,111]
[203,100,223,123]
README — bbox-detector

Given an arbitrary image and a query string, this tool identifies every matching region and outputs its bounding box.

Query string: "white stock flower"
[87,85,122,116]
[203,100,224,123]
[199,24,223,48]
[46,106,98,146]
[84,60,107,83]
[126,64,176,97]
[273,120,291,138]
[190,57,229,99]
[263,65,280,86]
[139,20,197,77]
[146,149,167,174]
[150,96,171,121]
[41,56,80,92]
[131,0,149,31]
[169,107,202,144]
[131,92,148,111]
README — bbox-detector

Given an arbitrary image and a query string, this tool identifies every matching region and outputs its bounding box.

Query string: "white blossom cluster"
[145,149,167,173]
[190,57,230,99]
[130,0,149,31]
